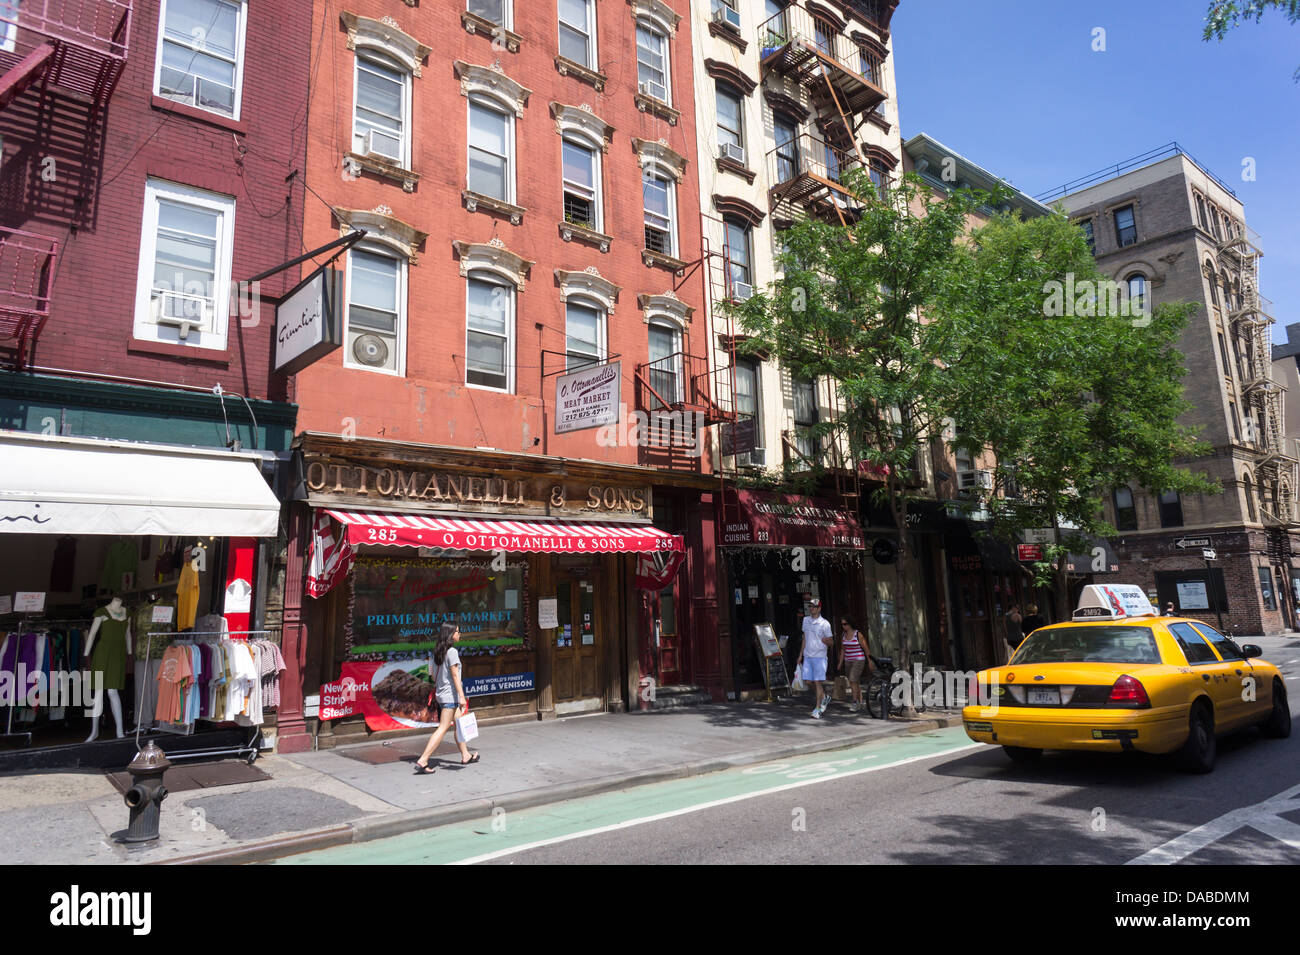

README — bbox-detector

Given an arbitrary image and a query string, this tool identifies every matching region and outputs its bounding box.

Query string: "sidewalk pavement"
[0,698,961,865]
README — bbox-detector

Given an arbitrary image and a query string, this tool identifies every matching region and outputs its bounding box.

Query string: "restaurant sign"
[721,490,865,549]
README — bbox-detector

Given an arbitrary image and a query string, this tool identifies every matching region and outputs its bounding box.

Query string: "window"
[466,274,513,390]
[869,159,888,199]
[1195,194,1208,231]
[1190,623,1243,661]
[647,320,683,407]
[774,115,799,182]
[1259,567,1276,611]
[1206,263,1220,306]
[469,0,508,28]
[1113,487,1138,531]
[133,179,235,350]
[859,47,882,86]
[1219,271,1232,311]
[1079,219,1095,254]
[711,0,740,29]
[1158,489,1183,528]
[468,99,512,201]
[1126,273,1146,316]
[793,377,818,461]
[716,84,745,162]
[735,358,761,452]
[558,0,596,68]
[1219,335,1233,381]
[0,1,16,54]
[1209,205,1222,240]
[813,17,835,57]
[565,299,605,370]
[353,54,409,165]
[1244,472,1256,521]
[1114,204,1136,247]
[723,219,752,298]
[562,138,601,230]
[345,246,405,374]
[636,24,670,102]
[643,173,677,256]
[1169,623,1220,665]
[762,0,788,45]
[155,0,247,119]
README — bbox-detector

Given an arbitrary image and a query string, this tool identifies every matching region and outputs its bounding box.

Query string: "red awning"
[720,490,865,549]
[323,509,684,554]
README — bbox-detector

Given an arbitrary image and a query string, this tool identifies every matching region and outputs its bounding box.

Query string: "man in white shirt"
[798,598,835,719]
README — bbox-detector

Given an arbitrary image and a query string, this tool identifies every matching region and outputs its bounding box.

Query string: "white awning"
[0,431,282,537]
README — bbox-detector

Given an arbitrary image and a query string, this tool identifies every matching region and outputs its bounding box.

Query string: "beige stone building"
[1056,145,1297,636]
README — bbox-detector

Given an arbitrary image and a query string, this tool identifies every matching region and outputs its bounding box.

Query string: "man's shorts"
[844,659,866,683]
[800,657,828,682]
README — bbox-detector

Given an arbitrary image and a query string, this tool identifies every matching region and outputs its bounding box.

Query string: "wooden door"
[957,572,993,669]
[553,574,602,702]
[655,585,681,686]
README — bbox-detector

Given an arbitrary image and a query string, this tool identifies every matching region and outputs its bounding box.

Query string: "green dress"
[90,607,129,691]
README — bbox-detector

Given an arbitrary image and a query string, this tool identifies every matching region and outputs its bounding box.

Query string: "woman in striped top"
[838,618,870,713]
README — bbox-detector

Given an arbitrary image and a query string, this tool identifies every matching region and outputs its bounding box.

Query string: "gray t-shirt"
[435,646,460,705]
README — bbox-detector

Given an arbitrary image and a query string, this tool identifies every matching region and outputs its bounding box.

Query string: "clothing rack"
[134,628,276,764]
[0,613,92,746]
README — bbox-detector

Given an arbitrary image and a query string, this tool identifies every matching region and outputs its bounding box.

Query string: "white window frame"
[715,82,744,153]
[636,23,671,104]
[467,95,516,204]
[647,318,684,406]
[0,0,18,54]
[468,0,512,31]
[133,178,236,351]
[561,134,603,233]
[565,297,607,371]
[465,271,515,393]
[558,0,597,70]
[642,168,678,258]
[343,244,408,377]
[352,52,412,168]
[153,0,248,121]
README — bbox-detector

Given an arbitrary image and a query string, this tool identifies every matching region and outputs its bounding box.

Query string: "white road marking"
[1126,782,1300,864]
[451,741,981,865]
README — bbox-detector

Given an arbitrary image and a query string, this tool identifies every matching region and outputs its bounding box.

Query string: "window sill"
[633,92,680,126]
[150,94,247,134]
[708,20,748,53]
[128,338,231,366]
[716,156,757,184]
[460,11,520,52]
[463,190,525,225]
[554,54,607,92]
[642,248,687,274]
[344,152,420,192]
[559,220,612,252]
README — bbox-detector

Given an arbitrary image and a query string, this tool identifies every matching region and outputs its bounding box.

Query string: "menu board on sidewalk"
[754,623,790,692]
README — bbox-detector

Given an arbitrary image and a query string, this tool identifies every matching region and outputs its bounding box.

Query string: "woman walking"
[837,618,870,712]
[413,623,479,774]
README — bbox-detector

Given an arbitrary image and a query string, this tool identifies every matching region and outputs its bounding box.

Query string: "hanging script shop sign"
[275,266,343,375]
[556,361,621,434]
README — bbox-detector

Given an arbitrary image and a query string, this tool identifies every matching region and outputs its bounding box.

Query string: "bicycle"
[865,650,929,718]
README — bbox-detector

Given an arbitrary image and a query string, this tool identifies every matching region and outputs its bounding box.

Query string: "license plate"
[1028,688,1060,705]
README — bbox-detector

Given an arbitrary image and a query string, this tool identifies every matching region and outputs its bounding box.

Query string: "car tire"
[1002,745,1042,764]
[1261,680,1291,739]
[1177,702,1216,773]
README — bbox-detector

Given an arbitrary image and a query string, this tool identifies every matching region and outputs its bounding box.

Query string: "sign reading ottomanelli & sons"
[304,456,653,523]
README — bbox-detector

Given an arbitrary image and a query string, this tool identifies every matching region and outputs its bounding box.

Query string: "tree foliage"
[1203,1,1300,80]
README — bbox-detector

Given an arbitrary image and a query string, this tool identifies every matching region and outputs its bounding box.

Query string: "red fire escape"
[0,0,131,369]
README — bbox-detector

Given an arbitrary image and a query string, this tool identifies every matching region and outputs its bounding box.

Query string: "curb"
[160,713,964,865]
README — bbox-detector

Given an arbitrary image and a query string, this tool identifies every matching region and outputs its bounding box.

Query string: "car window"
[1009,626,1160,665]
[1168,623,1221,664]
[1190,622,1242,661]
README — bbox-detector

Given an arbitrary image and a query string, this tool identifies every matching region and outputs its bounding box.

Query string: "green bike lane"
[274,726,980,865]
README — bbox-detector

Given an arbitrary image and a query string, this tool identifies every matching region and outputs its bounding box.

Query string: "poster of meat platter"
[334,660,442,731]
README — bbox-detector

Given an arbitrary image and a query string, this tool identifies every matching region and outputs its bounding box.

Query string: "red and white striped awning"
[323,509,684,554]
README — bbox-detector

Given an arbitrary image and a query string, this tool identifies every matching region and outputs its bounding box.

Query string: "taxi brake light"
[1108,675,1149,706]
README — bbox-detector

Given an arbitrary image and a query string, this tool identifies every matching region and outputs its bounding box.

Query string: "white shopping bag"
[790,664,807,692]
[455,710,479,742]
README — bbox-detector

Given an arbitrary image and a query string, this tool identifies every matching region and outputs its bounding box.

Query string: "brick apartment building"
[1055,145,1298,637]
[282,0,730,751]
[0,1,312,766]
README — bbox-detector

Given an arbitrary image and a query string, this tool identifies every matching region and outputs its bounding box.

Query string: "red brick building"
[284,0,726,752]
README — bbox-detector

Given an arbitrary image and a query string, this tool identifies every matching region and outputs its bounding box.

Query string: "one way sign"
[1174,537,1211,549]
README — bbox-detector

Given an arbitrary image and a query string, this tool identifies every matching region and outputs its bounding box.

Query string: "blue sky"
[892,0,1299,342]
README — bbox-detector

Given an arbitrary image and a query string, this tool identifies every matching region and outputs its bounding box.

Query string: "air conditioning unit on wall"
[712,5,742,31]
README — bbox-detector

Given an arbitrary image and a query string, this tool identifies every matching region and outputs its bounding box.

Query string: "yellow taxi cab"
[962,584,1291,772]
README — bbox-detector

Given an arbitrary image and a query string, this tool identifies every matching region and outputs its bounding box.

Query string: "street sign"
[1202,548,1217,560]
[1017,543,1044,561]
[1174,537,1211,549]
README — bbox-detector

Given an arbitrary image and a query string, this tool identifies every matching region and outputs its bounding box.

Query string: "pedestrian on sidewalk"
[413,623,479,774]
[1022,603,1047,635]
[838,617,870,712]
[798,598,834,719]
[1006,604,1024,657]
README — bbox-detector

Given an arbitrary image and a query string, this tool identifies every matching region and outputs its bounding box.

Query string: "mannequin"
[83,596,132,742]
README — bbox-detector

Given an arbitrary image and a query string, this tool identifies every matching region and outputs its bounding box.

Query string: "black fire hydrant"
[115,741,171,844]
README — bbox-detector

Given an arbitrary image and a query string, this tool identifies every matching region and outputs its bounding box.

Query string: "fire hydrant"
[115,741,171,844]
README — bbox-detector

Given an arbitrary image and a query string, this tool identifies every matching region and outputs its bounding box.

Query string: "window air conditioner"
[958,469,993,491]
[718,142,747,166]
[154,290,210,340]
[359,128,400,162]
[729,282,754,302]
[638,80,667,102]
[740,447,767,468]
[712,5,742,31]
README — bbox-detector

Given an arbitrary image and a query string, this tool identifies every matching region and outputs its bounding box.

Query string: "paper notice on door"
[538,598,558,629]
[505,589,518,610]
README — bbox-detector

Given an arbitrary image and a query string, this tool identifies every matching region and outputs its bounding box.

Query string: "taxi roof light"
[1108,674,1150,707]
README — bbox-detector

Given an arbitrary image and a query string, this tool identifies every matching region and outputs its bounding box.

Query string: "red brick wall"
[293,1,706,462]
[0,1,313,401]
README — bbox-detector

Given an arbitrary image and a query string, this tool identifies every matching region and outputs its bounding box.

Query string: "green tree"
[731,171,980,663]
[1203,1,1300,80]
[938,211,1218,615]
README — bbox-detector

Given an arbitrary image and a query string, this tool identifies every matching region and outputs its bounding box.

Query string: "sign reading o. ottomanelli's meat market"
[556,361,621,434]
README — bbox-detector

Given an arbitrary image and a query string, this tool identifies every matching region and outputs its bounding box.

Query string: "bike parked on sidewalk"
[865,650,929,719]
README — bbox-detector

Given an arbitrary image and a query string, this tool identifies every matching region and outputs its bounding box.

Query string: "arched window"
[1244,472,1257,522]
[354,52,411,166]
[1206,261,1219,306]
[1126,273,1146,317]
[1158,490,1183,528]
[1114,486,1138,531]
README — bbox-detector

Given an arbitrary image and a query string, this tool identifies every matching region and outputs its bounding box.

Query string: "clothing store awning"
[323,509,684,554]
[0,431,281,537]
